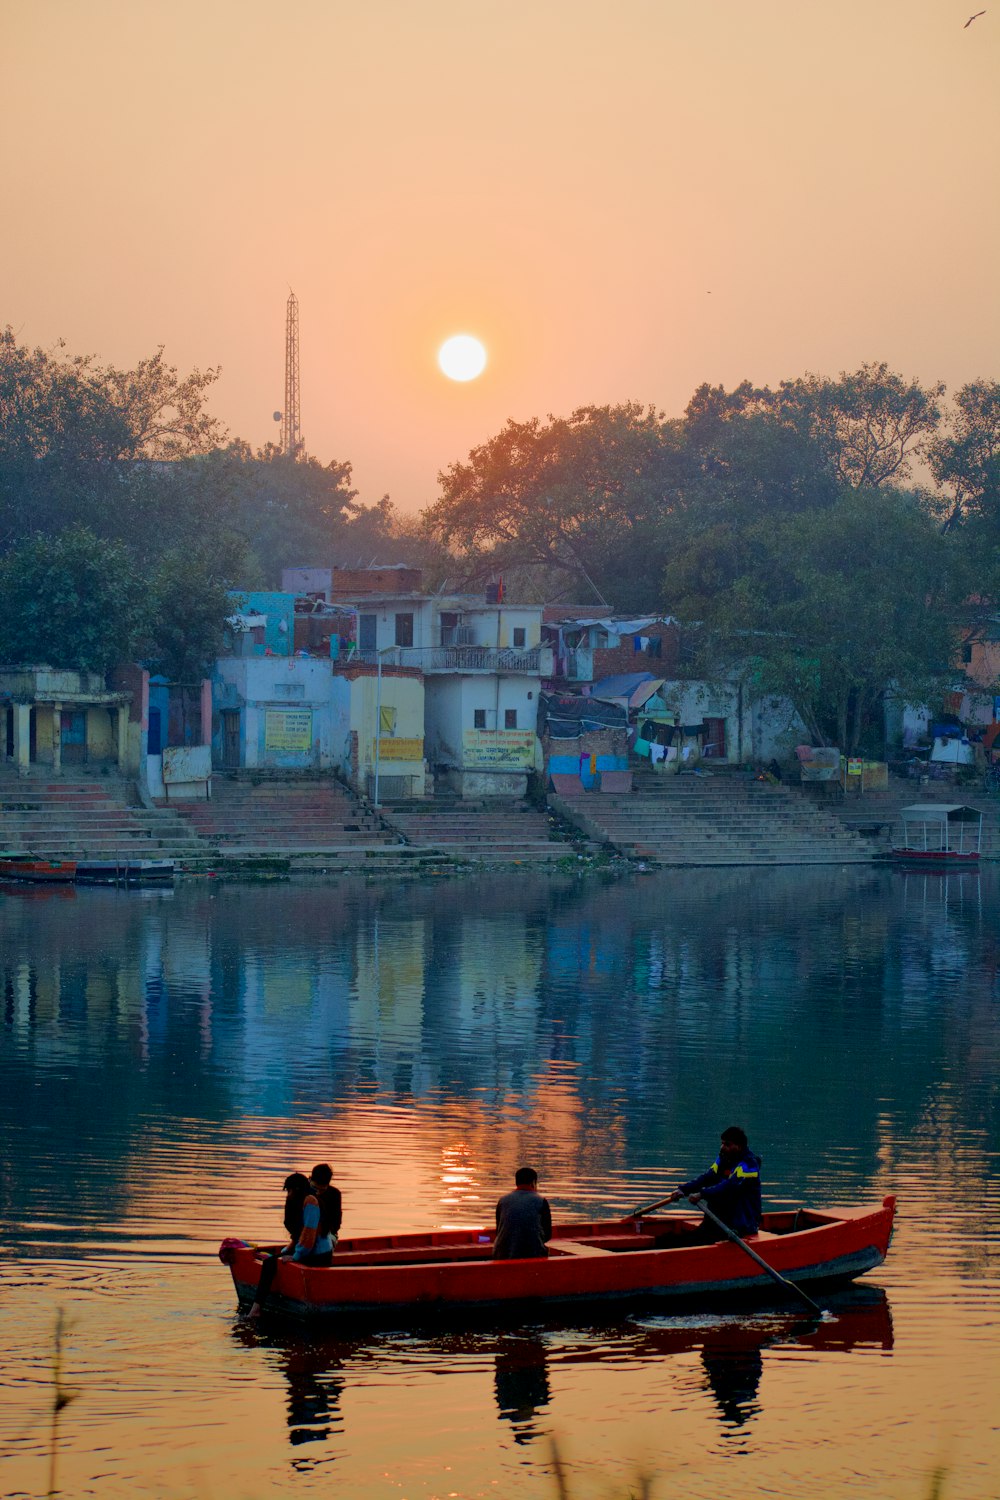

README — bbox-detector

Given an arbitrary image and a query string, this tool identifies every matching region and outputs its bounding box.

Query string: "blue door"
[147,708,162,756]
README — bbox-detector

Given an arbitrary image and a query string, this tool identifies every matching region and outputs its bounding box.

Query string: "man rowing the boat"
[665,1126,762,1238]
[493,1167,553,1259]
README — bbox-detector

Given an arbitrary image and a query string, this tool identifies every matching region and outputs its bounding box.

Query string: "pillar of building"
[13,703,31,775]
[117,705,129,770]
[200,678,213,746]
[51,703,62,773]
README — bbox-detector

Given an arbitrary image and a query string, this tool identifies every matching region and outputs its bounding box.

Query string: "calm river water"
[1,865,998,1500]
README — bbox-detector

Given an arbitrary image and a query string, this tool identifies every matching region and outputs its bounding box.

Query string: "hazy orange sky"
[4,1,998,514]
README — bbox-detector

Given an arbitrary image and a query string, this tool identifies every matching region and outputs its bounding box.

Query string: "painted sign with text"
[264,709,313,752]
[462,729,535,768]
[376,737,424,761]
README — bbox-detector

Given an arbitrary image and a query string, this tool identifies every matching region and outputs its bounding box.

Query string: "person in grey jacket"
[493,1168,553,1259]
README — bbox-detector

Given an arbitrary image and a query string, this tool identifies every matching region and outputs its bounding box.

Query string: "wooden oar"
[627,1192,678,1217]
[680,1193,823,1317]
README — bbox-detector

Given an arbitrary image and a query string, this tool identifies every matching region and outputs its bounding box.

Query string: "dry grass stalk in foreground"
[46,1307,77,1499]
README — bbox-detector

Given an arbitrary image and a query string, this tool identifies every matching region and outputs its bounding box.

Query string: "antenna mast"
[280,290,302,458]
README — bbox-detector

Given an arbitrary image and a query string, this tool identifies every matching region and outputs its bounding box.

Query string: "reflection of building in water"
[494,1335,550,1445]
[348,911,542,1100]
[351,915,429,1094]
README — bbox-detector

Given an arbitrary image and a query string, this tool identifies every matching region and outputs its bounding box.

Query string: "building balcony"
[354,645,550,675]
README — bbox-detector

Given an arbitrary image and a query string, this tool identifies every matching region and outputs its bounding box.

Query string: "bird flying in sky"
[964,10,986,26]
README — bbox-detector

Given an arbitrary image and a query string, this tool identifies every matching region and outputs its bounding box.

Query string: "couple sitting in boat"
[246,1163,342,1321]
[494,1127,761,1260]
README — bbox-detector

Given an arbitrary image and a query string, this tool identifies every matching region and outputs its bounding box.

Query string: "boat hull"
[224,1198,896,1323]
[0,858,77,883]
[75,860,175,885]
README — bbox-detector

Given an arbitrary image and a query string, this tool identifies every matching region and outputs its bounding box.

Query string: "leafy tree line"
[0,327,439,676]
[422,365,1000,752]
[5,324,999,753]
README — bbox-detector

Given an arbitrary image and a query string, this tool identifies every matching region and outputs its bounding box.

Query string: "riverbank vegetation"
[3,325,998,749]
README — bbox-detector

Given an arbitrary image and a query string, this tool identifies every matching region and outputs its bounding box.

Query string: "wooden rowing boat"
[221,1196,896,1322]
[0,853,77,883]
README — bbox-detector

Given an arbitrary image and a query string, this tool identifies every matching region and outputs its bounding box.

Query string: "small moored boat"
[220,1197,896,1323]
[0,852,77,883]
[890,804,982,864]
[75,858,176,886]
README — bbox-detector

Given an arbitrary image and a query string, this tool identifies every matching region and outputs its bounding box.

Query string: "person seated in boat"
[246,1171,312,1321]
[493,1167,553,1260]
[665,1126,762,1239]
[308,1163,342,1254]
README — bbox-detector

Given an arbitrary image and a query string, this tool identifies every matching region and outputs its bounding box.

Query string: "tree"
[144,548,235,680]
[0,327,224,549]
[0,528,147,672]
[423,404,675,609]
[931,379,1000,531]
[665,487,964,753]
[766,363,945,490]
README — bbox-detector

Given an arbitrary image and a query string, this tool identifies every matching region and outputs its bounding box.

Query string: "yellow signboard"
[462,729,535,768]
[377,737,424,762]
[264,708,313,751]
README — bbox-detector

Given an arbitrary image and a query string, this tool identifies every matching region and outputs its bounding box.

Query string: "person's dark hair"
[282,1172,311,1239]
[514,1167,538,1187]
[721,1126,748,1148]
[311,1163,333,1186]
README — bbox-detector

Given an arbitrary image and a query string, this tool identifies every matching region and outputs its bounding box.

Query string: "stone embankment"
[4,763,998,875]
[551,765,872,866]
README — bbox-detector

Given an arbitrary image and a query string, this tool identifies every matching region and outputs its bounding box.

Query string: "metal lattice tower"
[280,290,302,457]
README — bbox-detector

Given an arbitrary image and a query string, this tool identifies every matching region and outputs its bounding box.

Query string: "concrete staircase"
[0,769,208,863]
[551,766,873,866]
[379,796,573,861]
[168,773,399,853]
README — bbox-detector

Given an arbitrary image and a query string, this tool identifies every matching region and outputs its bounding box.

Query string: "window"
[474,709,487,729]
[379,705,397,735]
[395,613,414,647]
[359,614,377,651]
[512,627,526,649]
[504,709,518,729]
[961,641,974,664]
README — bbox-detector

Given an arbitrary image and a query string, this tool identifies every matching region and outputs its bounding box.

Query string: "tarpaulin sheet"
[540,693,627,738]
[588,674,665,708]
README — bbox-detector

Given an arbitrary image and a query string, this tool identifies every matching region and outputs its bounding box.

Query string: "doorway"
[222,710,241,770]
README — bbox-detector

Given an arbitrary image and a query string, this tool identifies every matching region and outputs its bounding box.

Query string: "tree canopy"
[0,527,147,673]
[425,364,980,751]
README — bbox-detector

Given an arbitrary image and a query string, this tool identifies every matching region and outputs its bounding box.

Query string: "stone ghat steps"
[0,784,209,861]
[380,800,566,853]
[168,779,399,849]
[553,774,872,865]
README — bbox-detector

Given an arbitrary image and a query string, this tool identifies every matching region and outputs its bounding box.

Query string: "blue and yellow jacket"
[680,1148,762,1236]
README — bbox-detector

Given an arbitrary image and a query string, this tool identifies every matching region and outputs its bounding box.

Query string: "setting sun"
[437,334,487,383]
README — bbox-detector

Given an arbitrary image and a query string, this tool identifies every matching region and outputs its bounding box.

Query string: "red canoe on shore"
[221,1197,896,1322]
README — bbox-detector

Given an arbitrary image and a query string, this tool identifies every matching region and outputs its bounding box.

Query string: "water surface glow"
[1,866,998,1497]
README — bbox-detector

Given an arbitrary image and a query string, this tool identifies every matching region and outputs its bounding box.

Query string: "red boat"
[0,854,77,883]
[221,1197,896,1322]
